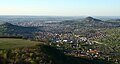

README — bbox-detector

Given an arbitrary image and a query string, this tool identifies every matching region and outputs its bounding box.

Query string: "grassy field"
[0,38,41,49]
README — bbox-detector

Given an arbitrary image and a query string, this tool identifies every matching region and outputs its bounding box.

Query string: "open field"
[0,38,41,49]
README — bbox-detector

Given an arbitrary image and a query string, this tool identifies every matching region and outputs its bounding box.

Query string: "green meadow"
[0,38,41,49]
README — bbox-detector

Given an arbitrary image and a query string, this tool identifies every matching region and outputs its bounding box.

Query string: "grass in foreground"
[0,38,41,49]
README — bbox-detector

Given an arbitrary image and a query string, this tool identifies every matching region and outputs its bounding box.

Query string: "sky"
[0,0,120,16]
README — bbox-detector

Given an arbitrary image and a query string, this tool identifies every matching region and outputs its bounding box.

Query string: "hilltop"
[82,16,102,23]
[0,22,41,38]
[59,17,120,29]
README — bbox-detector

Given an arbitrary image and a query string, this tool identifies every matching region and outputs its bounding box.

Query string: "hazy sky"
[0,0,120,16]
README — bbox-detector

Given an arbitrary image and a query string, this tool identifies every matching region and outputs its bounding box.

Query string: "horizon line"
[0,15,120,17]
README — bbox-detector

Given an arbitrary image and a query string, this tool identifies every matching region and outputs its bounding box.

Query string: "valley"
[0,16,120,64]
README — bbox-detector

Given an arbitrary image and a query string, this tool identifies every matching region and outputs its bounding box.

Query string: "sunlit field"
[0,38,41,49]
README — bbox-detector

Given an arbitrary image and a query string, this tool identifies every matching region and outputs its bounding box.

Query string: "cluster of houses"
[34,32,118,61]
[63,49,101,58]
[34,32,93,43]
